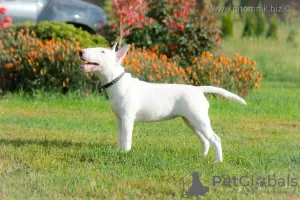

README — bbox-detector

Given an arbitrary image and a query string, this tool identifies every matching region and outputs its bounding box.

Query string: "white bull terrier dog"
[79,44,246,162]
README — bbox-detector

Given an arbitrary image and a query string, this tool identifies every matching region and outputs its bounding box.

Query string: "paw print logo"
[180,172,209,197]
[256,176,266,187]
[187,172,209,196]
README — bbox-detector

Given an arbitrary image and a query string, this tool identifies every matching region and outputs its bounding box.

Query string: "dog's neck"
[94,64,125,86]
[93,64,128,100]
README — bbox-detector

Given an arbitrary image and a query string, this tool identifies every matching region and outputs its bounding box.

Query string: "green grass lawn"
[0,80,299,199]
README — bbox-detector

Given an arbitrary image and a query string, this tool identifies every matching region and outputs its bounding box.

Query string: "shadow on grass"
[0,138,114,150]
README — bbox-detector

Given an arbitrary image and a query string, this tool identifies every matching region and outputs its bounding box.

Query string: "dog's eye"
[101,50,105,54]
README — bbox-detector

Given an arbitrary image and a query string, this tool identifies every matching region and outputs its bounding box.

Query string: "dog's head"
[79,43,129,73]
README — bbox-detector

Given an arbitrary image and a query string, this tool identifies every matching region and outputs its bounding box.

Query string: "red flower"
[216,37,221,44]
[111,23,117,29]
[178,23,184,31]
[0,22,8,29]
[3,16,12,23]
[147,18,155,26]
[138,14,144,23]
[0,7,8,15]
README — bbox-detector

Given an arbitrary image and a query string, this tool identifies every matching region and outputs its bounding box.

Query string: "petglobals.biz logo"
[213,175,298,188]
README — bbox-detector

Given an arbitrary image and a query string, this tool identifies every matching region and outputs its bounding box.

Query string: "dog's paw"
[117,147,131,153]
[200,152,209,157]
[117,142,132,152]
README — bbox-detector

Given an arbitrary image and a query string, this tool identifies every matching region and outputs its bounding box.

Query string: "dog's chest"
[109,99,122,116]
[108,95,132,117]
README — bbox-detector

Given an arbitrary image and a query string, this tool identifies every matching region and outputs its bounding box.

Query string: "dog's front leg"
[118,116,134,152]
[116,117,123,150]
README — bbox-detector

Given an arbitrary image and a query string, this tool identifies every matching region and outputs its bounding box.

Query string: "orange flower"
[234,68,240,72]
[32,68,37,73]
[218,56,223,62]
[134,67,140,73]
[192,57,197,64]
[201,52,206,57]
[249,74,253,80]
[5,63,13,69]
[234,53,240,57]
[151,64,156,69]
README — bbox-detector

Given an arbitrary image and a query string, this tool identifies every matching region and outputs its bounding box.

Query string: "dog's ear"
[111,43,118,52]
[116,45,130,63]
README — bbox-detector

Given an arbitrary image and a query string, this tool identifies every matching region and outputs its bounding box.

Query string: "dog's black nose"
[79,50,84,57]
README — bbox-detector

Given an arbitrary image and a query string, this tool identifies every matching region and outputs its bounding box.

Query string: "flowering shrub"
[161,0,196,31]
[185,52,262,96]
[111,0,149,45]
[123,45,188,84]
[109,0,220,66]
[124,46,262,96]
[0,29,96,92]
[125,0,221,66]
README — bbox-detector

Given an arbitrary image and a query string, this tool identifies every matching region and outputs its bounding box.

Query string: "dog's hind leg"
[183,113,223,162]
[195,120,222,162]
[182,117,210,157]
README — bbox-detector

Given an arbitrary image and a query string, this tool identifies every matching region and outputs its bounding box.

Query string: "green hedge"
[14,21,108,48]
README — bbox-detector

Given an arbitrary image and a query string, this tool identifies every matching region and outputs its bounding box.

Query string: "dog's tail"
[199,86,247,105]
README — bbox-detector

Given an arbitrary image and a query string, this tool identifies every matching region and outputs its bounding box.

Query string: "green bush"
[221,13,233,37]
[287,29,297,43]
[242,13,257,38]
[0,28,97,93]
[255,12,266,37]
[224,0,233,8]
[13,21,108,48]
[266,16,279,39]
[211,0,220,6]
